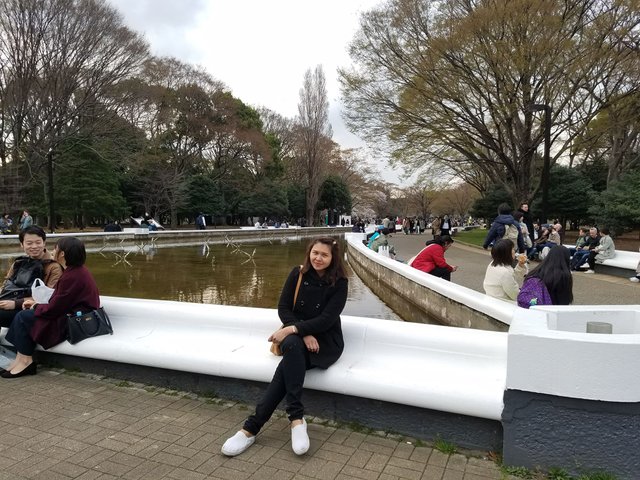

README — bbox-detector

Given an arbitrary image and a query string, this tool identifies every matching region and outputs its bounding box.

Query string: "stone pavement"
[0,369,517,480]
[389,231,640,306]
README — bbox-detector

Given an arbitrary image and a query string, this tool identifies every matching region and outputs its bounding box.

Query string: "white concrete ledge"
[1,296,508,420]
[346,233,516,325]
[597,250,640,270]
[507,305,640,402]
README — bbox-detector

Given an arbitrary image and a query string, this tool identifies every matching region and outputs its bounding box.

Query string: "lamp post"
[529,104,552,223]
[47,148,55,233]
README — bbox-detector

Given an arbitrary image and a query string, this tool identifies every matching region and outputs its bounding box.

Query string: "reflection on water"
[0,239,401,320]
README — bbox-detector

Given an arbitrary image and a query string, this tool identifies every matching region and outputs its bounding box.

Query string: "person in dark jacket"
[483,203,525,253]
[517,202,535,246]
[222,237,348,457]
[570,227,600,271]
[2,237,100,378]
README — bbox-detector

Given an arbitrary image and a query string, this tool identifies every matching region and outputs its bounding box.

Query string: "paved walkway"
[0,370,516,480]
[389,232,639,306]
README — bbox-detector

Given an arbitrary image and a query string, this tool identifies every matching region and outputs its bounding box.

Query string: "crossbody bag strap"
[292,265,303,310]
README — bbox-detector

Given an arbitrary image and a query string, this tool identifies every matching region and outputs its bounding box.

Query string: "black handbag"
[67,307,113,345]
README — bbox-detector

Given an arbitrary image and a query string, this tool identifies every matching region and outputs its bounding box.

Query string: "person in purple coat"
[518,246,573,308]
[2,237,100,378]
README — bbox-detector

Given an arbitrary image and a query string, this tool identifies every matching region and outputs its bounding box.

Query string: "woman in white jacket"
[483,239,528,302]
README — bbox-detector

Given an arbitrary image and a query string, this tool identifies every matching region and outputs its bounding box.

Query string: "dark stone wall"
[502,389,640,478]
[39,352,503,451]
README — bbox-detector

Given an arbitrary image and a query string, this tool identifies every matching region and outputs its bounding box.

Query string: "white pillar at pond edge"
[502,305,640,478]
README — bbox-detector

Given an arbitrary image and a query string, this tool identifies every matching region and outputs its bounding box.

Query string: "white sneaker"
[630,277,640,283]
[291,419,310,455]
[221,431,255,456]
[584,270,595,274]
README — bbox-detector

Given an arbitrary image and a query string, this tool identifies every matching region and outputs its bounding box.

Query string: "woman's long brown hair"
[300,237,347,286]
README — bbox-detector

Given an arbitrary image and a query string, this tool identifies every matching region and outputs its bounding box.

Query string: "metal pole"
[47,148,55,233]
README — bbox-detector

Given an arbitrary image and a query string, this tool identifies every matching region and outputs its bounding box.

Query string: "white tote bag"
[31,278,55,304]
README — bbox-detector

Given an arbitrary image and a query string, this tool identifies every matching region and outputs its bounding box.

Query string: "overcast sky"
[106,0,404,183]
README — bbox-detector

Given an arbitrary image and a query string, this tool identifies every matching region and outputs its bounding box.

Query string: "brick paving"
[0,369,518,480]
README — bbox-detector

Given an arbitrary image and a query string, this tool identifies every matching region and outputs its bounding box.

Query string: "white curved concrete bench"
[596,250,639,271]
[346,234,517,325]
[1,296,507,421]
[574,249,640,274]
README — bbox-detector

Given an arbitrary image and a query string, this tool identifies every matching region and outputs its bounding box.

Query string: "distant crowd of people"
[367,200,637,309]
[0,210,33,235]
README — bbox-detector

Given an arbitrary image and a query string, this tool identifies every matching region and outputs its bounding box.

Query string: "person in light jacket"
[222,237,348,457]
[483,239,528,303]
[584,227,615,274]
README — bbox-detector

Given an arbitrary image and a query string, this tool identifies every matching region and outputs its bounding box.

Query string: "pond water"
[0,239,402,320]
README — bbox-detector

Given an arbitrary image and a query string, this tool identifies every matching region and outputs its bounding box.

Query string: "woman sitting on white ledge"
[222,236,348,457]
[483,239,528,303]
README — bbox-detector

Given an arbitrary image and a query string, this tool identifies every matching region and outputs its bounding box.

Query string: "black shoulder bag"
[67,307,114,345]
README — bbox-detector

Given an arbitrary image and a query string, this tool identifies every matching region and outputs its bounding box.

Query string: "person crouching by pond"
[2,237,100,378]
[483,239,528,303]
[222,237,348,457]
[0,226,63,329]
[517,245,573,309]
[409,235,458,281]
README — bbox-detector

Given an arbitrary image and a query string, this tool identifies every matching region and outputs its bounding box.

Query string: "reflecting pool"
[0,239,401,320]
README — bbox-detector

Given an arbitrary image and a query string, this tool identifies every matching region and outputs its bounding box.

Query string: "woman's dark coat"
[30,265,100,349]
[278,266,348,369]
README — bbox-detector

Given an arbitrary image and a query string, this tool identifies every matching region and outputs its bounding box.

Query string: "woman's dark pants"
[428,267,451,281]
[5,309,37,355]
[243,335,311,435]
[0,309,19,328]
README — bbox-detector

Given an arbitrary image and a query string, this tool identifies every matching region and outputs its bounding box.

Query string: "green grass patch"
[576,473,618,480]
[452,228,487,247]
[433,437,457,455]
[114,380,132,388]
[500,465,534,478]
[345,421,375,435]
[547,468,572,480]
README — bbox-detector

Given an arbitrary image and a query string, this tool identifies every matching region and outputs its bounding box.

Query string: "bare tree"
[297,65,333,226]
[340,0,640,202]
[0,0,148,217]
[331,148,384,215]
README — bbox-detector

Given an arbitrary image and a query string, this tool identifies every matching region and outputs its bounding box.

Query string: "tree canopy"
[340,0,640,204]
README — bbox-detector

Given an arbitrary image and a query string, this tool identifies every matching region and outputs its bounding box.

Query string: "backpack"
[502,224,519,244]
[0,256,46,300]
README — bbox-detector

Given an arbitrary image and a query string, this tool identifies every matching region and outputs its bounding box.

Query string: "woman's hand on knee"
[22,299,35,310]
[269,326,292,344]
[303,335,319,353]
[0,300,15,310]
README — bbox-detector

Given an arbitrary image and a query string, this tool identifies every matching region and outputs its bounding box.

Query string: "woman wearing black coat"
[222,237,348,457]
